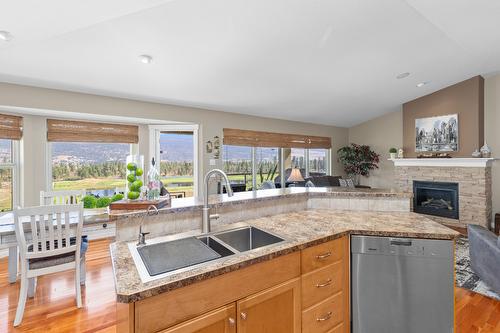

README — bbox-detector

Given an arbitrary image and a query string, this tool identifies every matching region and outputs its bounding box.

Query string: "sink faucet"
[137,205,159,246]
[202,169,234,233]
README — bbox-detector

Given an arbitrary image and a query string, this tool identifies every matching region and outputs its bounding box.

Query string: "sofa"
[468,224,500,294]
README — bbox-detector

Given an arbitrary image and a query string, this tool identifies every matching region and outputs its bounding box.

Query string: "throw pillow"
[305,180,315,187]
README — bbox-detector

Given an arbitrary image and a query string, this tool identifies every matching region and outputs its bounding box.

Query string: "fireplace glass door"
[413,181,459,219]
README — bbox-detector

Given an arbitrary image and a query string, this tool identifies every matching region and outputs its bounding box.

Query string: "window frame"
[223,146,332,190]
[149,124,199,197]
[46,140,135,192]
[0,139,20,216]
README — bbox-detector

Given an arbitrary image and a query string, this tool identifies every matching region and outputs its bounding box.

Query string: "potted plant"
[337,143,380,185]
[389,147,398,159]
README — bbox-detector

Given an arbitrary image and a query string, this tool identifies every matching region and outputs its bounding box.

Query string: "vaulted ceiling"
[1,0,499,127]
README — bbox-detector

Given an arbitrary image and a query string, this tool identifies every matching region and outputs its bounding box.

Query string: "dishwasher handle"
[390,239,412,246]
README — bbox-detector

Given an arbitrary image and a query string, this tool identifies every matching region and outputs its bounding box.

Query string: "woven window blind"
[47,119,139,143]
[0,114,23,140]
[223,128,331,149]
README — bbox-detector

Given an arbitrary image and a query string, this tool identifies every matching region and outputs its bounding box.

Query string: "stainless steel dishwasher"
[351,235,454,333]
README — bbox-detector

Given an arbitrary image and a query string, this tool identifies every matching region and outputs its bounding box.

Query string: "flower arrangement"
[337,143,380,183]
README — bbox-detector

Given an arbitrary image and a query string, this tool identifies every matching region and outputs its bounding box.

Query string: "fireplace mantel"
[389,158,497,168]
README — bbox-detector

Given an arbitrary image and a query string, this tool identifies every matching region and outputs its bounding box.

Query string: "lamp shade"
[287,168,305,182]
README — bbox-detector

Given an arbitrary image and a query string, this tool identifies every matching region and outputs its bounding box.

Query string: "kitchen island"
[111,208,458,333]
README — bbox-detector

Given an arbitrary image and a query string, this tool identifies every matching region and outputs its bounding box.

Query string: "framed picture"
[415,114,458,152]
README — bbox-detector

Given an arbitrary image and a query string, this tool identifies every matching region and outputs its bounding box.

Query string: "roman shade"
[47,119,139,144]
[223,128,331,149]
[0,114,23,140]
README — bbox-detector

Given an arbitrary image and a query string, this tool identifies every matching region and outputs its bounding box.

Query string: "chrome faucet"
[137,205,159,246]
[202,169,234,233]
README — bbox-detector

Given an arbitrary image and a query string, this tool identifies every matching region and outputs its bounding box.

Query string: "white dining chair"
[40,190,87,206]
[13,204,87,326]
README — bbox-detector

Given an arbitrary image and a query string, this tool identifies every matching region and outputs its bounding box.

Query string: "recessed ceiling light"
[416,81,429,88]
[396,72,410,79]
[139,54,153,64]
[0,31,13,41]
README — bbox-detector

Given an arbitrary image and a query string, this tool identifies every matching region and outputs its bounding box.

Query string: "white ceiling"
[0,0,499,127]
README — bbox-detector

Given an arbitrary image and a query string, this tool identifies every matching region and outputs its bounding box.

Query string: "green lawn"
[53,178,126,191]
[49,172,278,201]
[0,186,12,212]
[53,177,195,197]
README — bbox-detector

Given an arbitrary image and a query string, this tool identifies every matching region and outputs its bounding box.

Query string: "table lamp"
[287,168,304,186]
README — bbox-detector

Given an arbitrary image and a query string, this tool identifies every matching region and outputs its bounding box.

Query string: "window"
[223,145,331,190]
[308,149,329,176]
[282,148,306,182]
[255,147,280,189]
[0,139,18,213]
[223,145,253,191]
[159,132,195,197]
[50,142,130,196]
[150,125,199,198]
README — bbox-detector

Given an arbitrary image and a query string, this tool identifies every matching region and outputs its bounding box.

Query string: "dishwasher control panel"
[351,235,453,258]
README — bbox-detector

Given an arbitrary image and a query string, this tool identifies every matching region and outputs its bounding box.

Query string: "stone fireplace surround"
[393,158,495,228]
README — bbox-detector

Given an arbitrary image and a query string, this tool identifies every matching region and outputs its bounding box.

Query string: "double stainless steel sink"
[133,225,285,280]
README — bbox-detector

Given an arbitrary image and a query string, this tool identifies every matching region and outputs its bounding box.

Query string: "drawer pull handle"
[228,317,235,326]
[316,311,333,322]
[316,278,332,288]
[240,312,247,320]
[316,251,332,260]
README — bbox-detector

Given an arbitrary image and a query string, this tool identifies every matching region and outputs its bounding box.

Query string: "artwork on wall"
[415,114,458,152]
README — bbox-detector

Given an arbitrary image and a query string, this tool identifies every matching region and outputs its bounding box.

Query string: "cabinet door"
[160,303,236,333]
[237,278,301,333]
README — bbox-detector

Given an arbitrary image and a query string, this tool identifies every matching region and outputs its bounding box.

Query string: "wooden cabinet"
[301,236,349,333]
[301,238,345,274]
[160,304,236,333]
[120,236,349,333]
[237,278,301,333]
[301,261,343,309]
[302,292,343,333]
[134,253,300,333]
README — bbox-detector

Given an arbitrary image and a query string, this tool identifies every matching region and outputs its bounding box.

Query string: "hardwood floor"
[0,238,499,332]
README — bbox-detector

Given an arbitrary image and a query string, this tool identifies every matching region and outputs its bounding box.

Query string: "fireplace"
[413,181,459,219]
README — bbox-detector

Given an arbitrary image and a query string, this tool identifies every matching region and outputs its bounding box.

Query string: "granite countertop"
[110,209,458,303]
[109,187,412,220]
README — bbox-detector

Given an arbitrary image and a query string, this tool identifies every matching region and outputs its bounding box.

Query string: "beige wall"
[0,83,348,206]
[403,76,484,157]
[348,109,403,189]
[485,74,500,224]
[348,73,500,226]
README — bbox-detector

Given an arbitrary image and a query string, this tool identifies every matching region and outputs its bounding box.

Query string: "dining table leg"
[8,245,18,283]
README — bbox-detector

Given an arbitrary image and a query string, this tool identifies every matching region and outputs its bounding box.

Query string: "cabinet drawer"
[301,237,346,274]
[302,292,343,333]
[301,261,343,309]
[326,323,344,333]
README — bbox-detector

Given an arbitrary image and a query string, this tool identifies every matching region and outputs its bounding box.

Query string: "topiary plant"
[337,143,380,184]
[111,193,124,202]
[83,195,97,209]
[96,197,112,208]
[389,147,398,153]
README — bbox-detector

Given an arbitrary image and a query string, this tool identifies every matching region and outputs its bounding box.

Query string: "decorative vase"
[126,155,144,201]
[480,142,492,158]
[398,148,404,158]
[147,157,161,201]
[390,153,397,159]
[352,174,360,186]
